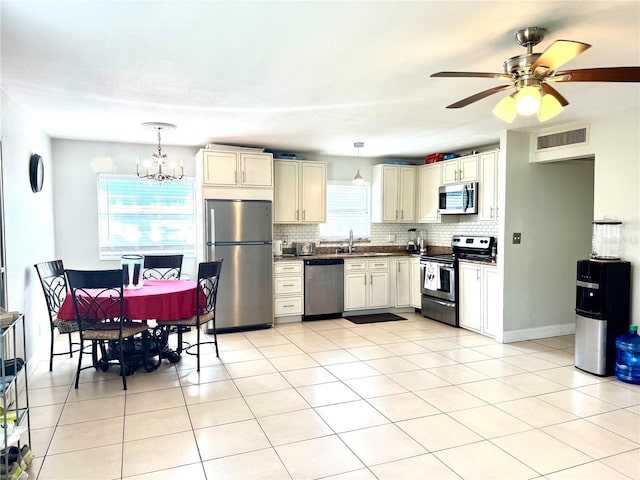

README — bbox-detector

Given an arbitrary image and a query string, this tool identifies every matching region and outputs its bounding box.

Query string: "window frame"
[319,180,371,242]
[97,174,197,260]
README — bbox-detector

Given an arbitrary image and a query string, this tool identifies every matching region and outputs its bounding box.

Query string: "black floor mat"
[344,313,407,324]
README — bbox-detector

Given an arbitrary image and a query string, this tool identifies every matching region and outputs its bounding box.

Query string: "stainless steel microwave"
[438,182,478,214]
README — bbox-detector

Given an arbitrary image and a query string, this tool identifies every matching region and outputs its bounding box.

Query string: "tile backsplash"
[274,219,498,248]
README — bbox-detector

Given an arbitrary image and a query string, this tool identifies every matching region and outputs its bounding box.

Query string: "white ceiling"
[2,1,639,158]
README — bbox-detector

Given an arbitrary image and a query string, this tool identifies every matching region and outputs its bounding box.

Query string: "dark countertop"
[274,252,419,262]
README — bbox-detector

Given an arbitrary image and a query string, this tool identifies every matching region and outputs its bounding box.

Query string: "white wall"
[502,130,594,337]
[1,91,55,364]
[52,139,199,277]
[589,109,640,324]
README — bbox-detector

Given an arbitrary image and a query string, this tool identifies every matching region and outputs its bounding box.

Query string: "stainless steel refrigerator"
[205,199,273,332]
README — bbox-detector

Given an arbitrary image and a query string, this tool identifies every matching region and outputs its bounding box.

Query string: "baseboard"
[502,323,576,343]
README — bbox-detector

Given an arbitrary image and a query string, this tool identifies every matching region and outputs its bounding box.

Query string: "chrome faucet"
[348,229,355,253]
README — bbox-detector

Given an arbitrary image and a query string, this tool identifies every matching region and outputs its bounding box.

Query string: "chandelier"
[136,122,184,181]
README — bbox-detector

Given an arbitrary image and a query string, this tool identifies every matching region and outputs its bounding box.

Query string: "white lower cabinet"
[459,261,498,336]
[273,261,304,317]
[344,259,390,311]
[410,257,422,308]
[394,258,411,308]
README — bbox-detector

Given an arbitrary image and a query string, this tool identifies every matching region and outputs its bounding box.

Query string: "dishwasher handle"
[304,258,345,266]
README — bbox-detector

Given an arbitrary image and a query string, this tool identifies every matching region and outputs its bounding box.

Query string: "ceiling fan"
[431,27,640,122]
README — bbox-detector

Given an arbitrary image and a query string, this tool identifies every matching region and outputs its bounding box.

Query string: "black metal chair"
[161,260,223,371]
[34,260,81,371]
[142,254,183,280]
[66,269,150,390]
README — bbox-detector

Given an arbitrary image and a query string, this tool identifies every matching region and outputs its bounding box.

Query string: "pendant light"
[136,122,184,182]
[353,142,364,184]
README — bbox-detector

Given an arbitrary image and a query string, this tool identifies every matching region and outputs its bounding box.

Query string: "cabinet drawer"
[274,262,303,275]
[274,296,303,316]
[367,259,389,270]
[274,276,303,295]
[344,260,366,271]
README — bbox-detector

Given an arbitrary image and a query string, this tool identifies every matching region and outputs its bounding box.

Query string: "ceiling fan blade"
[551,67,640,82]
[431,71,513,81]
[540,83,569,106]
[446,84,513,109]
[530,40,591,74]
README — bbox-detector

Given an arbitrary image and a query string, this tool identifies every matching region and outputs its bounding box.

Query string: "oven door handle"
[428,298,456,308]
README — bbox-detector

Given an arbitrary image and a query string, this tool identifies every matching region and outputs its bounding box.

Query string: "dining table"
[57,279,199,373]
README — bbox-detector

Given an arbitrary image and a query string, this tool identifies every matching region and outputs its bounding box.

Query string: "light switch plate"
[513,232,522,244]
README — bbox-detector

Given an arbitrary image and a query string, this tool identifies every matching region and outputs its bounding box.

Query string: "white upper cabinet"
[371,164,416,223]
[417,163,441,223]
[478,151,499,221]
[441,155,478,185]
[201,150,273,187]
[274,160,326,224]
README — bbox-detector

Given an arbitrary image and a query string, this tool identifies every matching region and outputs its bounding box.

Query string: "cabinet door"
[418,164,441,223]
[240,153,273,187]
[482,265,499,337]
[459,155,478,182]
[478,152,498,221]
[410,258,422,308]
[395,259,411,307]
[300,162,326,223]
[459,263,482,331]
[399,167,416,222]
[382,166,400,222]
[441,160,459,185]
[274,161,299,223]
[203,151,238,186]
[369,271,391,308]
[344,273,367,310]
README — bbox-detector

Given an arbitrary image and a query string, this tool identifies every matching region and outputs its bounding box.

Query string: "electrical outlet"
[513,232,522,244]
[388,234,396,242]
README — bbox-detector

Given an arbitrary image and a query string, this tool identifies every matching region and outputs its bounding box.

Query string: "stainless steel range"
[420,235,495,327]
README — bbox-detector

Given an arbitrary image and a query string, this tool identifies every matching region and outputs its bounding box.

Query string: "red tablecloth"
[58,280,198,322]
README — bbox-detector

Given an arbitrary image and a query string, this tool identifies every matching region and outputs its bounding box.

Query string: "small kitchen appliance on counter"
[273,240,283,256]
[292,242,316,256]
[406,229,418,253]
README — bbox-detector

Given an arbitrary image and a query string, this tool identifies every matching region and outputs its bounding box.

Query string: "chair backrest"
[197,259,223,317]
[142,254,184,280]
[65,269,124,331]
[34,260,67,319]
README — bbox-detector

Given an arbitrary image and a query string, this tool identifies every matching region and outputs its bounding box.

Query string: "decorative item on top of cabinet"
[198,149,273,188]
[344,258,391,310]
[371,164,416,223]
[458,261,499,337]
[441,154,478,185]
[273,261,304,320]
[274,160,326,224]
[478,150,499,221]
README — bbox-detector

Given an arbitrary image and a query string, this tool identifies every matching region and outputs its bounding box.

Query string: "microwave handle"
[463,184,470,212]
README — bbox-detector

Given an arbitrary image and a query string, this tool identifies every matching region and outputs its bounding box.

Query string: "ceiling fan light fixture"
[537,93,564,122]
[515,86,542,115]
[492,94,517,123]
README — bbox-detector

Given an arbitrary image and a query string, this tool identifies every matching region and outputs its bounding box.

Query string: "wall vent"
[536,125,588,152]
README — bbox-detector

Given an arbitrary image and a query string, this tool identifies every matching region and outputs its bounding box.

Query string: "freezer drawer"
[575,314,608,376]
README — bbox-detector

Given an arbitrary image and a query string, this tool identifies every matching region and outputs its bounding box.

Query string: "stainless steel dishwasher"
[303,258,344,320]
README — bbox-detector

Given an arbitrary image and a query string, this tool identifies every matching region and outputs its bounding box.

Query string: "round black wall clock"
[29,153,44,193]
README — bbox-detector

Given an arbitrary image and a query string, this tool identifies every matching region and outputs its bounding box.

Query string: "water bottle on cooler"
[615,325,640,385]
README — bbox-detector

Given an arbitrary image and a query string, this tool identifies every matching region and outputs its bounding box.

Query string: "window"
[320,181,370,241]
[97,175,196,259]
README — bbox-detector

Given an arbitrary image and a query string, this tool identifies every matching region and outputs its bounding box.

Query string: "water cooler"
[574,260,630,376]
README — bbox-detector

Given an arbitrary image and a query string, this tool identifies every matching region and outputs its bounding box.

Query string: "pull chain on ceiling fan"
[431,27,640,123]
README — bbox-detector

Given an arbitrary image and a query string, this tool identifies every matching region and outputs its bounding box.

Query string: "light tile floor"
[21,313,640,479]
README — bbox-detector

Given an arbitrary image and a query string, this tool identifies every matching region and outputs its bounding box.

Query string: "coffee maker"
[406,228,418,253]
